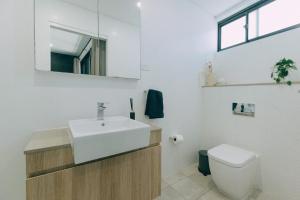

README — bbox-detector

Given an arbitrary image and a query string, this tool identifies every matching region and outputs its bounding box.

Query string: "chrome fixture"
[232,103,255,117]
[97,102,107,121]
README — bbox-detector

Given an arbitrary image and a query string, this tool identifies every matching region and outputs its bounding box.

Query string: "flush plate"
[232,103,255,117]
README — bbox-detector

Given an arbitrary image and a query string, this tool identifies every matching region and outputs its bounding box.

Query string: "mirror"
[98,0,141,79]
[50,27,107,75]
[34,0,141,79]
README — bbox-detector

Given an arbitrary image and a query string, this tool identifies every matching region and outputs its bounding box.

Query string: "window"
[221,16,246,49]
[218,0,300,51]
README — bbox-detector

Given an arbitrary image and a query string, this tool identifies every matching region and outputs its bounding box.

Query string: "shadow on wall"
[34,70,139,89]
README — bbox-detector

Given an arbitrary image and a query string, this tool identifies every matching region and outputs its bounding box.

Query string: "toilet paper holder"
[169,135,184,144]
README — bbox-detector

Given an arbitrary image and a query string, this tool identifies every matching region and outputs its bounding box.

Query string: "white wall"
[100,14,141,79]
[0,0,215,199]
[140,0,216,178]
[202,28,300,199]
[213,28,300,84]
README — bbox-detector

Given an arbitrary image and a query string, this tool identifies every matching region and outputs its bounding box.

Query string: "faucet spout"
[97,102,107,121]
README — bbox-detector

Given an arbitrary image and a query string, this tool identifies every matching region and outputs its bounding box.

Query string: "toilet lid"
[208,144,256,168]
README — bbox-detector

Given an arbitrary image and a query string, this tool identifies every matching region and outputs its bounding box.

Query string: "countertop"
[24,124,161,154]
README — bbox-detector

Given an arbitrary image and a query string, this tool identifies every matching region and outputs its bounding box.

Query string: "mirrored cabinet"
[34,0,141,79]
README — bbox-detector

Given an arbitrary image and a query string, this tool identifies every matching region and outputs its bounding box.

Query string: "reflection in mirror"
[50,26,106,76]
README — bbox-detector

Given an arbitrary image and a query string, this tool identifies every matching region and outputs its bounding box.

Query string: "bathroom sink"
[68,116,151,164]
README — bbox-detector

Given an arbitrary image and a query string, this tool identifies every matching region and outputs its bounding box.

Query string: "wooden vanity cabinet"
[25,126,162,200]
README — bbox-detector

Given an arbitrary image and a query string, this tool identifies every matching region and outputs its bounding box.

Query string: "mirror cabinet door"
[34,0,141,79]
[35,0,99,74]
[98,0,141,79]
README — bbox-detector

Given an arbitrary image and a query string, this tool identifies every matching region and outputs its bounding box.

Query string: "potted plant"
[271,58,297,86]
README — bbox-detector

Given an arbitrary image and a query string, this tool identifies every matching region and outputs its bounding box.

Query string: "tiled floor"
[156,164,264,200]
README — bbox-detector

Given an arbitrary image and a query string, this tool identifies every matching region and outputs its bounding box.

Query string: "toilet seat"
[208,144,256,168]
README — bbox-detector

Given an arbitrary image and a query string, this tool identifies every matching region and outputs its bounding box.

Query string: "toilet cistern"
[208,144,258,200]
[97,102,107,121]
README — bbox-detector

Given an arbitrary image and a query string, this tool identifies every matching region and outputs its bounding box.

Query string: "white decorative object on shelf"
[217,77,227,85]
[204,62,217,86]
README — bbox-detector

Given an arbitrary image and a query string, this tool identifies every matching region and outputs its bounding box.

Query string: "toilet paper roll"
[170,134,184,144]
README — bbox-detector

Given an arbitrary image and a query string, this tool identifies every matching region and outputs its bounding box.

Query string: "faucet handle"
[97,102,108,108]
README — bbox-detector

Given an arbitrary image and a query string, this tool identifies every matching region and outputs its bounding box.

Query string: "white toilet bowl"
[208,144,257,200]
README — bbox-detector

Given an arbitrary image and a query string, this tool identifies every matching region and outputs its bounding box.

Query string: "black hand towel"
[145,89,164,119]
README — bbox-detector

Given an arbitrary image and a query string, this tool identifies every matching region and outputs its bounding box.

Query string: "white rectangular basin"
[68,116,151,164]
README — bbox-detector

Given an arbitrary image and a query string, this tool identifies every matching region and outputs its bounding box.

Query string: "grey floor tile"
[171,177,208,200]
[198,189,231,200]
[181,163,199,177]
[161,179,169,190]
[164,172,186,185]
[188,173,214,191]
[156,186,185,200]
[161,169,269,200]
[251,191,273,200]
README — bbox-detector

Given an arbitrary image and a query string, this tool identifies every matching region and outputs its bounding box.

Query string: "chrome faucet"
[97,102,107,121]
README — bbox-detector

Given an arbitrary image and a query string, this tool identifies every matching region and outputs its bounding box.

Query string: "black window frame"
[218,0,300,51]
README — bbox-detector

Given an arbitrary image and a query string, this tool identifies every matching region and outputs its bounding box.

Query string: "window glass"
[219,0,300,50]
[248,11,258,39]
[259,0,300,36]
[221,16,246,49]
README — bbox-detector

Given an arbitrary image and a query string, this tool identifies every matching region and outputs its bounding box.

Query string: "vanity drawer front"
[26,146,74,178]
[26,145,161,200]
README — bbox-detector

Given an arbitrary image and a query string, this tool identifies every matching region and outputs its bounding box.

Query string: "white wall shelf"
[202,81,300,88]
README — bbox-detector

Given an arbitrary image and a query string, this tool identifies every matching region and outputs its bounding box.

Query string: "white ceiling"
[190,0,245,17]
[50,27,91,57]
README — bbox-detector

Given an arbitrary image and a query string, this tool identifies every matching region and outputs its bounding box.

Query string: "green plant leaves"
[272,58,297,86]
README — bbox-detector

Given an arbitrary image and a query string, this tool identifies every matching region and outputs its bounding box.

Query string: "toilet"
[208,144,257,200]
